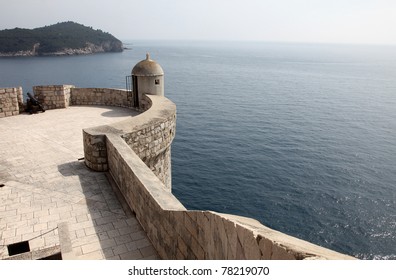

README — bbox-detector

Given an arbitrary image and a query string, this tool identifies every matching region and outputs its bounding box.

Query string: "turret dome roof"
[132,53,164,76]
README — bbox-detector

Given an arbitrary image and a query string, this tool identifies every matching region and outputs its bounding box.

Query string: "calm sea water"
[1,41,395,259]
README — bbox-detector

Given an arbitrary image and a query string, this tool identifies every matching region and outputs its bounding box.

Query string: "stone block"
[258,237,273,260]
[177,235,188,257]
[209,215,227,257]
[223,218,237,259]
[190,236,205,259]
[184,212,198,238]
[175,248,185,260]
[270,244,296,260]
[234,223,263,259]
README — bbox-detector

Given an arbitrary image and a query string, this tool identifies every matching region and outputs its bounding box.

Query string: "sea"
[1,41,395,260]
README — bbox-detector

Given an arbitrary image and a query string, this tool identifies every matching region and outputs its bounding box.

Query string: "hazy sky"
[1,0,396,45]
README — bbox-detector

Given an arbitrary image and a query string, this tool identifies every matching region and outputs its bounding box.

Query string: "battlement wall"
[83,93,354,260]
[1,84,355,259]
[33,85,136,110]
[83,94,176,191]
[0,87,23,118]
[33,85,74,110]
[71,88,134,108]
[1,85,138,115]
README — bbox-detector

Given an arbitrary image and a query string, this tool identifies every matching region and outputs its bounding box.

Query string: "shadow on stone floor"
[57,160,159,260]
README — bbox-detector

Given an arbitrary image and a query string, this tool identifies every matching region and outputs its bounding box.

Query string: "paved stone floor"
[0,106,159,260]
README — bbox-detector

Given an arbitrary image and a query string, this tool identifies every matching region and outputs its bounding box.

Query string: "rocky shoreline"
[0,41,123,57]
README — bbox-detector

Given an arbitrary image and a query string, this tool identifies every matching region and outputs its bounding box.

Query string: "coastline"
[0,46,123,57]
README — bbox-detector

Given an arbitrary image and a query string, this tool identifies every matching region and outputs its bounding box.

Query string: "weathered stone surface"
[0,87,23,118]
[33,85,74,110]
[259,237,273,260]
[222,218,238,259]
[239,225,262,259]
[71,88,133,108]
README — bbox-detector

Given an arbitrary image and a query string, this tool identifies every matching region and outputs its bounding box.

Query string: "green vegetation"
[0,21,123,54]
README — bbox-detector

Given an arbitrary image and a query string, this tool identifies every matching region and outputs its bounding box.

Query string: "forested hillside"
[0,21,123,55]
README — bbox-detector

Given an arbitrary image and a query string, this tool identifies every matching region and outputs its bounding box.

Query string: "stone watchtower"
[132,53,164,110]
[83,54,174,191]
[128,54,174,190]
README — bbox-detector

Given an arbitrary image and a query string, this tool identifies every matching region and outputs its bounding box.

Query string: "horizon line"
[119,39,396,48]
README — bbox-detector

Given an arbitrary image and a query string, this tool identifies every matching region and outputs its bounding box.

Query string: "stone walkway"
[0,106,159,260]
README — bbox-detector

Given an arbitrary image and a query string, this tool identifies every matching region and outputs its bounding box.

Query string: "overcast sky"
[1,0,396,45]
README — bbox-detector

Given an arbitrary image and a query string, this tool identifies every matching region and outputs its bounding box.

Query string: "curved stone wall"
[81,90,176,191]
[82,91,355,260]
[29,86,173,189]
[120,101,176,191]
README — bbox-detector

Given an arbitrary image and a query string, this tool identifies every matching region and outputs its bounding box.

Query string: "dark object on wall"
[26,92,45,114]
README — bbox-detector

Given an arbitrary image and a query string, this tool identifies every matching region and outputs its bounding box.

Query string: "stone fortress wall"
[33,85,74,109]
[0,82,354,260]
[84,92,354,260]
[70,88,134,108]
[0,87,24,118]
[33,85,135,110]
[0,52,356,260]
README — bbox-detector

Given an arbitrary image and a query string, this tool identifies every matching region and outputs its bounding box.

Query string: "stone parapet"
[83,94,176,190]
[106,134,354,260]
[32,86,134,110]
[0,87,23,118]
[1,83,356,259]
[121,96,176,190]
[83,93,354,260]
[71,88,133,108]
[33,85,74,110]
[83,132,108,172]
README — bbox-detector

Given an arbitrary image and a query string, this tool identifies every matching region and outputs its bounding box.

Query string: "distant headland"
[0,21,123,57]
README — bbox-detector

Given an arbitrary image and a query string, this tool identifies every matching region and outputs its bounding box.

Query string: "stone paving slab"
[0,106,159,260]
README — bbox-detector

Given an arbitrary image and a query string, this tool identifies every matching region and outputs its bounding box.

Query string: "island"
[0,21,123,56]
